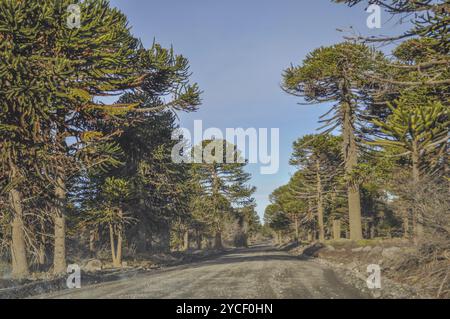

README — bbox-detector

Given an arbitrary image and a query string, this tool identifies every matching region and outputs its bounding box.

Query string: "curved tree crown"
[282,42,385,135]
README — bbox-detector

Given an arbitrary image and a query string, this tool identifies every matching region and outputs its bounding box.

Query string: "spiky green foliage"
[289,134,344,240]
[333,1,450,87]
[190,140,256,247]
[263,204,292,239]
[282,43,386,239]
[282,42,385,135]
[333,1,449,49]
[268,183,309,241]
[372,90,449,179]
[0,0,201,273]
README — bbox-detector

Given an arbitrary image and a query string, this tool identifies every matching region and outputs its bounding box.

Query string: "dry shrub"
[393,177,449,298]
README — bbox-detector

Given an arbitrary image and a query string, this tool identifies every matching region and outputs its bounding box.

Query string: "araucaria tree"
[191,140,256,249]
[264,204,292,244]
[0,0,200,277]
[371,90,449,239]
[0,0,149,276]
[282,43,385,240]
[290,134,343,241]
[268,184,305,242]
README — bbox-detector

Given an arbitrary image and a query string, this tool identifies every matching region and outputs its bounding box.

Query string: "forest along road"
[36,244,368,299]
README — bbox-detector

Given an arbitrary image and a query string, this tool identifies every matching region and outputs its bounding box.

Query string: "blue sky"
[109,0,406,220]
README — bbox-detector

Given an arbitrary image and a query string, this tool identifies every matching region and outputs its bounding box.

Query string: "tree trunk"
[214,231,223,249]
[370,223,376,239]
[8,162,29,279]
[411,144,423,241]
[307,231,313,242]
[316,162,325,241]
[196,231,202,250]
[294,216,299,242]
[136,200,148,254]
[53,174,66,275]
[109,223,117,265]
[242,233,248,248]
[136,221,148,253]
[148,231,153,252]
[411,143,420,183]
[53,215,66,274]
[115,209,123,267]
[402,211,409,239]
[89,228,97,258]
[38,227,46,267]
[116,231,122,267]
[332,219,341,240]
[38,243,46,266]
[38,218,47,266]
[9,188,29,278]
[386,229,392,238]
[347,187,362,240]
[109,223,122,268]
[183,230,190,251]
[206,237,213,249]
[342,100,363,240]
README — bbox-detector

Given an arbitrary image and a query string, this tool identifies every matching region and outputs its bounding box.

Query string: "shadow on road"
[181,244,307,270]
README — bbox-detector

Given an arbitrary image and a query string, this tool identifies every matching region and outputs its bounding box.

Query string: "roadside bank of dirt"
[0,249,225,299]
[287,239,438,299]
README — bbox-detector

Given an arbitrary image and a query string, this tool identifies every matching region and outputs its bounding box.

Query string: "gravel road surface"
[36,244,368,299]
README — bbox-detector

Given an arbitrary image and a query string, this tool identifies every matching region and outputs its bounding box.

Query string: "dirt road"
[36,244,368,299]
